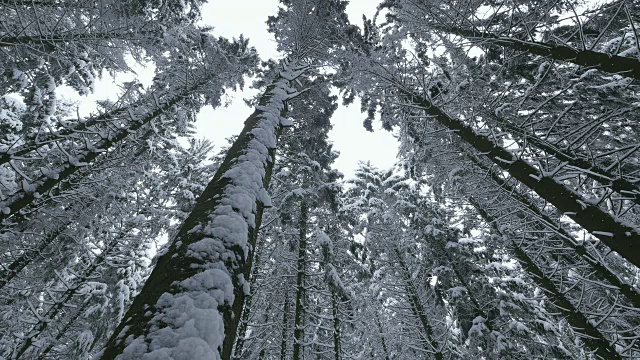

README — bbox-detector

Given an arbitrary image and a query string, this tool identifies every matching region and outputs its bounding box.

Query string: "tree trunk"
[231,221,268,359]
[465,154,640,309]
[280,290,290,360]
[0,74,213,227]
[393,247,442,359]
[402,90,640,268]
[434,237,492,334]
[374,313,391,360]
[292,200,308,360]
[98,58,303,359]
[229,271,255,359]
[0,89,152,166]
[469,198,622,360]
[485,112,640,206]
[0,196,101,290]
[0,223,66,289]
[512,244,622,360]
[331,292,341,360]
[38,300,92,359]
[221,131,281,359]
[434,24,640,80]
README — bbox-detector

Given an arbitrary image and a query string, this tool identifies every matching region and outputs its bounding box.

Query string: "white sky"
[58,0,399,179]
[56,59,155,116]
[199,0,399,179]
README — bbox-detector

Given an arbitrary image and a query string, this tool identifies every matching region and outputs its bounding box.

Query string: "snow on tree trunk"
[231,223,267,359]
[466,154,640,309]
[0,72,216,228]
[98,58,306,360]
[483,111,640,207]
[402,89,640,269]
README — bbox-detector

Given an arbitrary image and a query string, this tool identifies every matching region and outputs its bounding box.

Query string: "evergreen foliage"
[0,0,638,358]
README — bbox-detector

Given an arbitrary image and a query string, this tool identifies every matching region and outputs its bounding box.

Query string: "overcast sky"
[199,0,399,178]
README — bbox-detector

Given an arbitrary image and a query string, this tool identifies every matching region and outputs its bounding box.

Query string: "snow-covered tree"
[2,1,638,359]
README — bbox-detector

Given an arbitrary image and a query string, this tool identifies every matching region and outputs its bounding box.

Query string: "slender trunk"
[292,201,308,360]
[99,59,303,359]
[469,198,622,360]
[435,238,491,330]
[331,291,341,360]
[230,272,255,359]
[0,224,66,289]
[0,133,162,289]
[374,313,391,360]
[402,89,640,268]
[434,24,640,80]
[394,247,442,359]
[428,31,640,204]
[317,232,345,360]
[280,290,290,360]
[512,244,622,360]
[466,154,640,308]
[38,301,92,358]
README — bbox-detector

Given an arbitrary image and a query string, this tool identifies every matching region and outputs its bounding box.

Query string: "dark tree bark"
[433,24,640,80]
[470,198,621,360]
[374,313,391,360]
[231,223,267,359]
[0,223,67,290]
[0,74,213,227]
[466,154,640,309]
[280,290,290,360]
[13,223,133,359]
[402,90,640,268]
[98,61,302,359]
[512,245,622,360]
[331,292,341,360]
[0,196,102,290]
[221,123,282,359]
[433,237,493,335]
[38,301,92,358]
[0,92,151,166]
[393,247,442,360]
[485,112,640,206]
[292,201,308,360]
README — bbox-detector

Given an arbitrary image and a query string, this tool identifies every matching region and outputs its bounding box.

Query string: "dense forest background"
[0,0,639,359]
